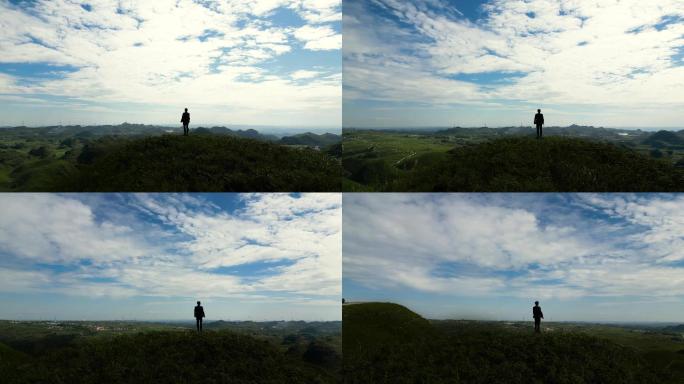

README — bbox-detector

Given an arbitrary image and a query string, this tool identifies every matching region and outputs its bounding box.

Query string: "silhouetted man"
[533,301,544,333]
[194,301,205,332]
[534,109,544,139]
[181,108,190,136]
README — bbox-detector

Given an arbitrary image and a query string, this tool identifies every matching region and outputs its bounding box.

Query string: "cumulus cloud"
[294,25,342,50]
[0,0,341,126]
[343,194,684,300]
[0,193,341,303]
[344,0,684,127]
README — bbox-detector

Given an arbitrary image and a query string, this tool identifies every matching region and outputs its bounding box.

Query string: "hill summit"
[2,330,337,383]
[66,134,341,191]
[399,137,684,191]
[343,302,665,384]
[642,130,684,146]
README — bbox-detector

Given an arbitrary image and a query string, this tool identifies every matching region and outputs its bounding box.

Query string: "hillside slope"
[641,130,684,147]
[65,135,341,191]
[343,303,665,384]
[397,137,684,191]
[4,330,338,384]
[279,132,341,147]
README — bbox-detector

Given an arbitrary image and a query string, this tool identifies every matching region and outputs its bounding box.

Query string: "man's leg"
[199,318,202,332]
[196,318,200,332]
[535,318,540,333]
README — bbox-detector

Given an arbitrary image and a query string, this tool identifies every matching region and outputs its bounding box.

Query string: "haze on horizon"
[343,193,684,323]
[0,0,341,128]
[0,193,342,321]
[343,0,684,129]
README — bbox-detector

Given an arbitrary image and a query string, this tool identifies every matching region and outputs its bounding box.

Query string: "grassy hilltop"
[343,131,684,192]
[0,126,342,191]
[69,135,341,191]
[0,321,341,384]
[343,302,681,384]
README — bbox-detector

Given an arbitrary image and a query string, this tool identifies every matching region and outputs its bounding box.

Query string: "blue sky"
[343,0,684,128]
[0,0,341,127]
[0,193,341,321]
[344,193,684,322]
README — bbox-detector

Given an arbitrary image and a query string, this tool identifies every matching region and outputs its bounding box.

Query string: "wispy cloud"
[344,0,684,127]
[0,193,341,320]
[0,0,341,126]
[343,194,684,321]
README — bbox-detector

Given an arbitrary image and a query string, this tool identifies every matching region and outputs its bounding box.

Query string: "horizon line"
[342,125,684,130]
[0,318,342,323]
[343,302,683,324]
[1,123,341,129]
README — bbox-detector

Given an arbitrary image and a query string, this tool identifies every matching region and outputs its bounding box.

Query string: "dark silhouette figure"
[194,301,205,332]
[533,301,544,333]
[534,109,544,139]
[181,108,190,136]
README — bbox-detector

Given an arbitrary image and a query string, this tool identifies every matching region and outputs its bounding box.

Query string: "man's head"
[535,301,539,305]
[537,109,541,113]
[185,108,188,112]
[197,301,201,305]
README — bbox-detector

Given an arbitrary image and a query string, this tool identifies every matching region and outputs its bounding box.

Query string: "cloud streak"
[0,193,341,309]
[343,0,684,127]
[343,193,684,320]
[0,0,341,126]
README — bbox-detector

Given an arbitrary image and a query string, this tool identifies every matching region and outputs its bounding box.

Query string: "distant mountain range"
[435,124,684,138]
[0,123,341,148]
[663,324,684,332]
[346,125,684,146]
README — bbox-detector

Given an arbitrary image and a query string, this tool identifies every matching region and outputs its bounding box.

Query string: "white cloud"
[290,69,322,80]
[0,193,341,302]
[0,194,152,264]
[344,194,684,300]
[0,0,341,126]
[344,0,684,126]
[294,24,342,50]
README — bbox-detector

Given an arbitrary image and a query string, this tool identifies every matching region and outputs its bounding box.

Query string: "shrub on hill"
[397,137,684,191]
[63,135,342,191]
[343,303,665,384]
[8,331,337,384]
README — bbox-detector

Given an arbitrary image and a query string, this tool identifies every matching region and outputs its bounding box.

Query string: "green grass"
[343,303,673,384]
[343,134,684,191]
[0,133,342,191]
[1,329,340,384]
[62,135,342,191]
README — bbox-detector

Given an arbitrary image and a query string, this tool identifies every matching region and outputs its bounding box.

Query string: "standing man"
[533,300,544,333]
[534,109,544,139]
[194,301,205,332]
[181,108,190,136]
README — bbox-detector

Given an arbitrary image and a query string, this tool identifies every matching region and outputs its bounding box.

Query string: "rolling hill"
[641,130,684,147]
[396,137,684,191]
[343,302,668,384]
[279,132,342,147]
[0,124,342,191]
[2,330,338,384]
[62,134,342,191]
